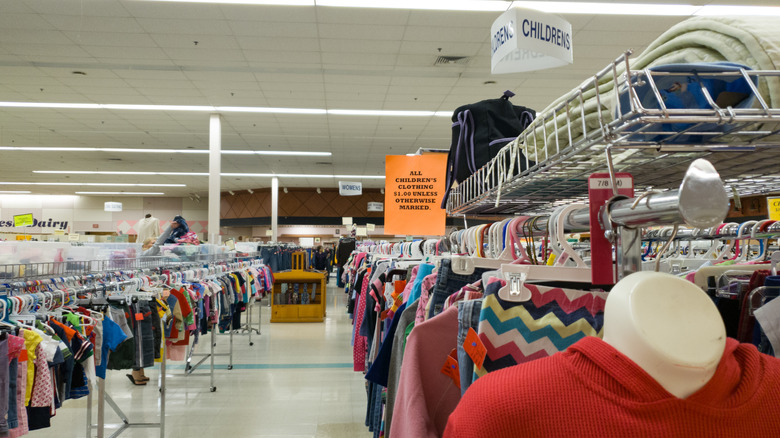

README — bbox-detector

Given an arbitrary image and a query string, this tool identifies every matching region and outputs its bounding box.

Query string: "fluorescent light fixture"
[693,5,780,16]
[0,146,331,156]
[125,0,780,16]
[317,0,509,11]
[0,101,451,118]
[328,109,439,117]
[0,190,31,194]
[76,191,166,195]
[133,0,313,5]
[0,182,185,187]
[218,106,326,114]
[35,170,209,176]
[222,150,331,156]
[36,170,386,179]
[514,1,697,15]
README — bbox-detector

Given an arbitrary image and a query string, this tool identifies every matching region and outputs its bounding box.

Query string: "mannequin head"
[602,271,726,399]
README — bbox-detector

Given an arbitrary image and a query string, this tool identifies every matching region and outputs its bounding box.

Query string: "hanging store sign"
[491,7,573,74]
[339,181,362,196]
[104,202,123,212]
[768,197,780,221]
[384,154,447,236]
[367,202,384,212]
[13,213,34,227]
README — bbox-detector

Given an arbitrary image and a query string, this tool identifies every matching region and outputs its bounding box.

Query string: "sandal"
[126,374,147,386]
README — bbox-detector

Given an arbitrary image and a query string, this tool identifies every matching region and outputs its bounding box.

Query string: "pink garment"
[390,305,461,438]
[10,357,28,438]
[415,273,438,324]
[166,343,187,361]
[402,265,420,303]
[353,274,370,372]
[30,344,53,408]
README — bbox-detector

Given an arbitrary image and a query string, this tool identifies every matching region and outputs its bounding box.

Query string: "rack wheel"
[210,387,217,392]
[186,365,192,371]
[213,343,217,347]
[250,342,254,346]
[227,365,233,370]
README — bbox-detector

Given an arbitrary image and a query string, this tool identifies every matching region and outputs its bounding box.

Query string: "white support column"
[271,177,279,242]
[208,114,222,245]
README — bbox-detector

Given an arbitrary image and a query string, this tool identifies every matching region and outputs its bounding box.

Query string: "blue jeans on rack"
[457,299,483,395]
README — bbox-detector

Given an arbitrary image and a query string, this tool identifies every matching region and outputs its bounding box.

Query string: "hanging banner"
[491,7,573,74]
[339,181,362,196]
[384,154,447,236]
[768,197,780,221]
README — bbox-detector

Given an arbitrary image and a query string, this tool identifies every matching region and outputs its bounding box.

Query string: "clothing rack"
[0,251,267,437]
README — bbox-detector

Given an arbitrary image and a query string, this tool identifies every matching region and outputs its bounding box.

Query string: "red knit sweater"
[445,336,780,437]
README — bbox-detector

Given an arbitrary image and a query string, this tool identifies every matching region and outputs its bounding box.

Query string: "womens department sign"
[384,154,447,236]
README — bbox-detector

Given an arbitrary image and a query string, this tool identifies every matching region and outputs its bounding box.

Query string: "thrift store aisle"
[34,284,372,438]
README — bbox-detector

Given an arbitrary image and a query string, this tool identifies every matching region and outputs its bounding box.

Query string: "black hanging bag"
[441,91,535,208]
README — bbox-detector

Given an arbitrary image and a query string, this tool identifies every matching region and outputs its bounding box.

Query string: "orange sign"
[384,154,447,236]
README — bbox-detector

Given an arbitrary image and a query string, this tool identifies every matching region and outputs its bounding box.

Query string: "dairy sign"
[491,7,573,74]
[0,216,69,230]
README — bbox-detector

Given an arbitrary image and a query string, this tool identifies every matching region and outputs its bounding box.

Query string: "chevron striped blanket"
[474,280,608,379]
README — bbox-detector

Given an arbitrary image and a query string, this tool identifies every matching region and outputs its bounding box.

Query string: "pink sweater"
[390,305,460,438]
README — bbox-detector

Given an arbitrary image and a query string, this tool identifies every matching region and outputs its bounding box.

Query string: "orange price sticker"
[464,328,487,370]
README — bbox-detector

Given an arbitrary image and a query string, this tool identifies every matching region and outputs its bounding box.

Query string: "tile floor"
[33,284,373,437]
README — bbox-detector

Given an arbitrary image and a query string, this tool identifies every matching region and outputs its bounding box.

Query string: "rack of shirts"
[346,158,744,438]
[0,252,269,437]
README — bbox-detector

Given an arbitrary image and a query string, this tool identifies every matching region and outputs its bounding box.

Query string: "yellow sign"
[13,213,34,227]
[54,230,65,235]
[768,197,780,221]
[384,154,447,236]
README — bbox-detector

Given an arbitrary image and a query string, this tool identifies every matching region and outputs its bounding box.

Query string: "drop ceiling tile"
[136,18,233,35]
[82,46,172,60]
[122,2,224,19]
[406,10,499,28]
[163,48,247,62]
[43,14,143,33]
[0,13,51,30]
[151,34,241,50]
[315,7,409,25]
[236,36,319,52]
[319,39,400,54]
[228,21,318,38]
[317,23,405,41]
[220,5,317,22]
[245,50,322,64]
[399,41,483,56]
[403,26,489,43]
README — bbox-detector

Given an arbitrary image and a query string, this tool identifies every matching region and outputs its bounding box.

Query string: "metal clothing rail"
[447,51,780,216]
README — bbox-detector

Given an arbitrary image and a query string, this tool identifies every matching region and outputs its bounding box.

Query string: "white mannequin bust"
[602,271,726,399]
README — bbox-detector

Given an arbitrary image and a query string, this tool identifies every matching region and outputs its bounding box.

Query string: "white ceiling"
[0,0,775,197]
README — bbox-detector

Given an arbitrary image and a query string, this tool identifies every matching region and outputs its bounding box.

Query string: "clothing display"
[136,216,160,243]
[445,337,780,437]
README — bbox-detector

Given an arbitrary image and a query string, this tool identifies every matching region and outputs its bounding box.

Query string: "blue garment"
[96,317,129,379]
[365,302,407,387]
[428,258,488,319]
[457,299,483,395]
[407,263,435,304]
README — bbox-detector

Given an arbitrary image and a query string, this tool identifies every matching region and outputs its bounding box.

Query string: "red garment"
[170,288,193,346]
[353,272,370,372]
[445,336,780,438]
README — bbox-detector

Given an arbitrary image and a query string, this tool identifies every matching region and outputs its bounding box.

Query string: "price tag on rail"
[588,172,634,285]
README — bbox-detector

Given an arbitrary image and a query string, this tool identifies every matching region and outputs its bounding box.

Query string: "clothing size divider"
[92,340,166,438]
[184,321,233,392]
[233,294,261,344]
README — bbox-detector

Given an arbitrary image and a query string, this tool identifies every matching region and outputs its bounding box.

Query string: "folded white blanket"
[515,16,780,163]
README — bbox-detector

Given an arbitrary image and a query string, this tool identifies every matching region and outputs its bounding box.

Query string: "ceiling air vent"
[434,56,470,66]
